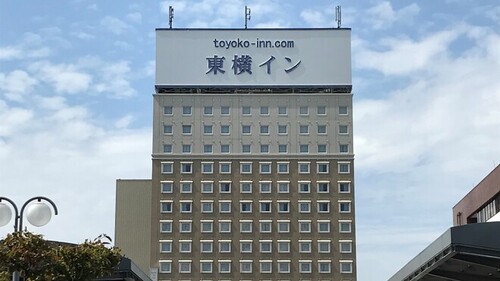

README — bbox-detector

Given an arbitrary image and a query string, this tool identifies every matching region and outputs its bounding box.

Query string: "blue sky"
[1,0,499,280]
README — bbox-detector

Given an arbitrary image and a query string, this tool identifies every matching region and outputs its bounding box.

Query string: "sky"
[0,0,499,280]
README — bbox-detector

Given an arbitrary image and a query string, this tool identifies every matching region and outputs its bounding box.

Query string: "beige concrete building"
[116,28,356,281]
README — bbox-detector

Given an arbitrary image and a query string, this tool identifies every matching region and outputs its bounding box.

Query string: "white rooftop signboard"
[156,28,351,88]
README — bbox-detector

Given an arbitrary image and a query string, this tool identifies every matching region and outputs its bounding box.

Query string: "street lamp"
[0,196,59,281]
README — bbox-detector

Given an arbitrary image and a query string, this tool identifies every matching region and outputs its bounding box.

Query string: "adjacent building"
[116,28,356,281]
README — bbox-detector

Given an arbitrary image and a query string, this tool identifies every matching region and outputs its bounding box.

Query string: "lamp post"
[0,196,59,281]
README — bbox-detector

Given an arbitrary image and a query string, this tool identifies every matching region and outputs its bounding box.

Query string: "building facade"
[117,28,356,281]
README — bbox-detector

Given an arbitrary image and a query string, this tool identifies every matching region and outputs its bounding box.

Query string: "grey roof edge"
[388,222,500,281]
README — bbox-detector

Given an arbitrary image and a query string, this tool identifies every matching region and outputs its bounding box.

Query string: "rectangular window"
[160,240,172,253]
[240,162,252,174]
[219,201,232,213]
[318,220,331,233]
[318,260,332,273]
[317,182,330,193]
[179,260,192,273]
[299,106,308,115]
[159,260,172,273]
[259,163,271,174]
[278,240,290,253]
[180,162,192,174]
[317,105,327,115]
[203,124,213,135]
[260,144,269,153]
[259,220,272,233]
[163,125,173,135]
[180,181,192,193]
[160,220,172,233]
[182,106,192,115]
[259,201,272,213]
[299,125,309,134]
[160,200,172,213]
[201,200,213,213]
[339,220,352,233]
[179,240,192,253]
[277,181,289,193]
[203,106,213,115]
[340,261,353,273]
[260,260,272,273]
[339,124,349,134]
[219,220,232,233]
[340,240,353,253]
[259,240,272,253]
[318,201,330,213]
[339,181,351,193]
[242,144,251,153]
[259,182,271,193]
[278,144,288,153]
[242,125,251,134]
[317,124,327,134]
[200,260,213,273]
[240,181,252,193]
[242,106,251,115]
[200,240,213,253]
[339,200,352,213]
[240,201,252,213]
[220,144,230,153]
[161,181,173,193]
[200,221,213,233]
[202,162,213,174]
[260,106,269,115]
[179,220,192,233]
[181,144,191,153]
[298,200,311,213]
[299,220,311,233]
[278,260,290,273]
[163,144,172,153]
[260,125,269,135]
[299,260,312,273]
[201,181,213,193]
[340,144,349,153]
[203,144,213,154]
[180,201,192,213]
[299,144,309,153]
[240,220,253,233]
[338,162,350,174]
[221,106,230,115]
[219,162,231,173]
[318,144,327,153]
[339,106,348,115]
[219,182,231,193]
[240,241,253,253]
[220,125,230,135]
[240,260,253,273]
[218,260,231,273]
[299,240,312,253]
[278,106,287,115]
[277,162,289,174]
[277,201,290,213]
[182,125,192,135]
[163,106,173,115]
[318,241,331,253]
[219,241,231,253]
[277,220,290,233]
[278,125,287,134]
[317,162,329,173]
[298,181,311,193]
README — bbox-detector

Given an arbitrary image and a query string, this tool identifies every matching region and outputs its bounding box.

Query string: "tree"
[0,231,121,281]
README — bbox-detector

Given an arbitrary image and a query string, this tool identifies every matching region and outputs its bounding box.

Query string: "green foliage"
[0,231,121,281]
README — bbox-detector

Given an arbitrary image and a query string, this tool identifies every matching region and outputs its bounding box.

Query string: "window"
[180,162,192,174]
[160,240,172,253]
[179,220,192,233]
[220,125,230,135]
[317,105,327,115]
[161,181,173,193]
[163,106,173,115]
[278,106,287,115]
[339,181,351,193]
[201,221,213,233]
[299,260,312,273]
[259,182,271,193]
[339,124,348,134]
[242,144,251,153]
[181,144,191,153]
[219,241,231,253]
[339,220,352,233]
[299,106,308,115]
[278,240,290,253]
[180,181,192,193]
[203,124,213,135]
[240,221,252,233]
[200,260,213,273]
[340,261,353,273]
[260,144,269,153]
[339,162,350,173]
[259,240,272,253]
[260,125,269,134]
[299,144,309,153]
[298,200,311,213]
[259,220,272,233]
[340,144,349,153]
[259,163,271,174]
[260,106,269,115]
[259,201,271,213]
[218,260,231,273]
[298,162,310,173]
[159,260,172,273]
[277,220,290,233]
[201,200,213,213]
[299,240,312,253]
[240,162,252,174]
[182,125,192,135]
[277,201,290,213]
[242,106,251,115]
[179,240,192,253]
[202,162,213,174]
[278,144,288,153]
[299,181,311,193]
[163,125,173,134]
[318,201,330,213]
[240,240,252,253]
[219,182,231,193]
[339,201,352,213]
[277,182,289,193]
[242,125,251,134]
[339,106,348,115]
[200,240,213,253]
[163,144,172,153]
[299,220,311,233]
[278,125,287,134]
[179,260,191,273]
[160,201,172,213]
[220,144,230,153]
[318,240,331,253]
[260,260,272,273]
[201,181,213,193]
[317,162,329,173]
[220,162,231,173]
[317,182,330,193]
[318,220,331,233]
[203,106,213,115]
[203,144,213,153]
[318,144,327,153]
[180,201,192,213]
[240,181,252,193]
[160,220,172,233]
[221,106,230,115]
[161,162,173,174]
[219,201,231,213]
[277,162,289,174]
[278,260,290,273]
[240,260,253,273]
[340,240,353,253]
[240,201,252,213]
[317,124,327,134]
[299,125,309,134]
[182,106,192,115]
[219,220,232,233]
[318,260,331,273]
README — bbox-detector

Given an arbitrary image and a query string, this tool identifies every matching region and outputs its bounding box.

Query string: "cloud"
[366,2,420,29]
[300,9,330,28]
[100,16,131,35]
[29,61,92,94]
[0,46,22,60]
[0,70,38,101]
[92,61,136,98]
[126,12,142,24]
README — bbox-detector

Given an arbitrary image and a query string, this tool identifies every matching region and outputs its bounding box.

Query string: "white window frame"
[259,220,272,233]
[240,162,252,174]
[277,220,290,233]
[242,106,251,115]
[340,260,353,273]
[317,181,330,193]
[203,144,213,154]
[179,240,192,253]
[242,144,251,153]
[259,162,271,174]
[179,181,192,193]
[318,260,332,274]
[298,181,311,193]
[277,200,290,213]
[299,124,309,135]
[159,260,172,273]
[181,144,191,154]
[298,220,311,233]
[161,181,173,193]
[299,106,309,115]
[201,200,214,213]
[240,260,253,274]
[318,220,331,233]
[200,260,213,273]
[240,200,253,213]
[298,162,310,174]
[339,124,349,134]
[203,124,213,135]
[339,220,353,233]
[277,181,289,193]
[260,125,270,135]
[259,200,272,213]
[220,144,230,153]
[260,144,269,153]
[242,124,251,134]
[160,200,173,213]
[159,240,172,253]
[339,200,352,213]
[340,143,349,153]
[201,181,213,193]
[339,105,349,115]
[299,144,309,153]
[178,260,192,274]
[338,161,351,174]
[163,144,172,153]
[218,260,232,273]
[317,105,327,115]
[260,106,269,115]
[299,240,312,253]
[180,162,192,174]
[278,106,287,115]
[259,240,272,253]
[240,181,252,193]
[318,240,331,253]
[179,220,192,233]
[203,105,213,116]
[163,105,173,115]
[219,162,232,174]
[219,200,232,214]
[219,220,232,233]
[182,124,192,135]
[201,162,214,174]
[317,162,329,174]
[200,220,213,233]
[200,240,213,253]
[179,200,192,214]
[219,181,231,193]
[182,105,192,115]
[339,240,353,253]
[240,240,253,253]
[161,162,173,174]
[220,105,230,115]
[160,220,173,233]
[278,144,288,153]
[277,240,290,253]
[317,200,331,213]
[298,200,311,213]
[277,162,289,174]
[278,124,287,135]
[318,143,327,153]
[239,220,253,233]
[259,181,272,193]
[259,260,273,273]
[277,260,291,273]
[219,241,232,253]
[317,124,327,134]
[163,125,173,135]
[220,124,230,135]
[299,260,312,273]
